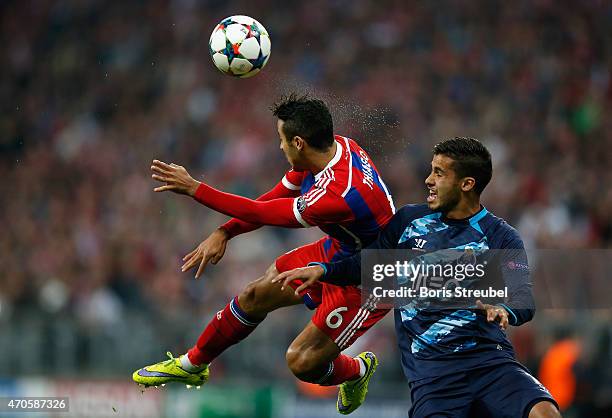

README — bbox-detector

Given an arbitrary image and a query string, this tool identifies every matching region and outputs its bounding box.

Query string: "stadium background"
[1,0,611,417]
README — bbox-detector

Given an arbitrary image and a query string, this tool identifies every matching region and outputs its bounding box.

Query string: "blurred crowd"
[0,0,611,416]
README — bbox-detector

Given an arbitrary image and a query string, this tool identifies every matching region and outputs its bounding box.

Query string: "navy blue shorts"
[409,361,558,418]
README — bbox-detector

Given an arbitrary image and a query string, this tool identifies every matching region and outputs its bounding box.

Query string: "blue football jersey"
[321,204,535,381]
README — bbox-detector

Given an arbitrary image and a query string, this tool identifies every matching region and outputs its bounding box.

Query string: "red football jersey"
[284,135,395,252]
[194,135,395,252]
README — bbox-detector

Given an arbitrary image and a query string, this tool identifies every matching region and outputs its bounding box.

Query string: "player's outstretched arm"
[151,159,302,227]
[151,159,201,195]
[183,177,302,278]
[271,249,363,291]
[219,173,302,238]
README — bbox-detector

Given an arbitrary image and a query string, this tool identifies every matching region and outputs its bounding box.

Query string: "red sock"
[187,297,262,366]
[317,354,362,385]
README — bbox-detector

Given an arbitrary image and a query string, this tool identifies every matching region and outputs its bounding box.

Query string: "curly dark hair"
[433,137,492,195]
[271,93,334,151]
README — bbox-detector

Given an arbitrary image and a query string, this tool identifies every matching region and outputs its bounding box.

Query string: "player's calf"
[187,263,302,366]
[286,322,362,385]
[133,263,302,388]
[285,323,377,415]
[286,344,336,383]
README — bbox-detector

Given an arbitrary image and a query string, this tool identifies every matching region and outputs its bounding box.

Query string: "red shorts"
[275,237,390,350]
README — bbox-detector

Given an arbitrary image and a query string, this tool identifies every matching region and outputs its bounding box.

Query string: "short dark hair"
[433,137,492,195]
[271,93,334,151]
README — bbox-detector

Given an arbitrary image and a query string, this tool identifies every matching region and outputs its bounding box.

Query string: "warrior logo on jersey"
[296,196,308,213]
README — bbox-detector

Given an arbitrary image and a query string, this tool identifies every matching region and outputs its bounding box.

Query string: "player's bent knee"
[238,264,288,316]
[238,279,267,316]
[262,263,279,281]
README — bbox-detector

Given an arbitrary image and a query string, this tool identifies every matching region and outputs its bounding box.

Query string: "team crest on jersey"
[507,261,529,271]
[296,196,308,213]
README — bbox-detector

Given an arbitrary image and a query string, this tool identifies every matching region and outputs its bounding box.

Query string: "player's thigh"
[409,372,472,418]
[311,284,390,351]
[472,362,559,418]
[238,263,303,315]
[275,238,329,306]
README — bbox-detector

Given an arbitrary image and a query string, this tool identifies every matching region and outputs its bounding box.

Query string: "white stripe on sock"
[180,354,207,372]
[358,357,366,378]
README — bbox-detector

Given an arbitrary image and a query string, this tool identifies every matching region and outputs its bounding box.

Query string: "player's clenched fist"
[476,300,509,330]
[272,264,325,295]
[151,159,201,196]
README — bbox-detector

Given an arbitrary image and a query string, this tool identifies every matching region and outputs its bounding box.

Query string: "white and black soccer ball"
[208,15,271,78]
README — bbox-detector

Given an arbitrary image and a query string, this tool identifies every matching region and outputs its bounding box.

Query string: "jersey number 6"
[326,307,348,329]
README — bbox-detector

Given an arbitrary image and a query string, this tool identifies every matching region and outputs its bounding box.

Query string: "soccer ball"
[208,15,271,78]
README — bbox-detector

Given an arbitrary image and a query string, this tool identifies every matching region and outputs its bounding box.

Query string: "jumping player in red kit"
[133,94,395,414]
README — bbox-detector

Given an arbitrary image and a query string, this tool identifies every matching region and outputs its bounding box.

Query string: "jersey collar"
[314,139,343,181]
[440,205,488,225]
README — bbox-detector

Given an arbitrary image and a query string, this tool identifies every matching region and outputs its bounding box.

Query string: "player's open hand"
[476,300,509,330]
[181,228,230,279]
[151,159,200,196]
[272,265,325,295]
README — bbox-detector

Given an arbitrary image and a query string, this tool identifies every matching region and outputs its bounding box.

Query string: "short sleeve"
[282,169,305,191]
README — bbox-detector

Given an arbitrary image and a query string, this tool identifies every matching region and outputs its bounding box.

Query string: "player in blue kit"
[274,137,561,418]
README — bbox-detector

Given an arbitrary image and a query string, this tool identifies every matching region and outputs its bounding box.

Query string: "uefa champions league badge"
[296,196,308,213]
